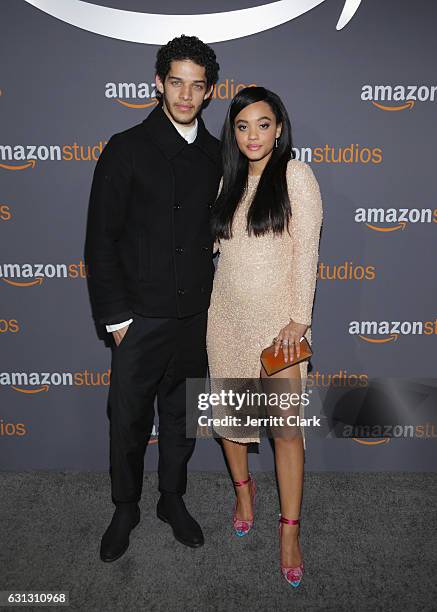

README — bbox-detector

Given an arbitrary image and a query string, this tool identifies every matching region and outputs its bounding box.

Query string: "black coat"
[84,106,221,325]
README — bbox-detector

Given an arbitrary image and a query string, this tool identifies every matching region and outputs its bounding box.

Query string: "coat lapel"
[141,105,220,164]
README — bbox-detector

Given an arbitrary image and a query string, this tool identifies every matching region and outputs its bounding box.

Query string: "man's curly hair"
[155,35,220,102]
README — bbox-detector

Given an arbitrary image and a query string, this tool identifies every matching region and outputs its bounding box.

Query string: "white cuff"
[106,319,133,332]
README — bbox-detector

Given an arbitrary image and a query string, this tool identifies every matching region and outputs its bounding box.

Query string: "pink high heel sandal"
[232,473,256,536]
[279,515,304,587]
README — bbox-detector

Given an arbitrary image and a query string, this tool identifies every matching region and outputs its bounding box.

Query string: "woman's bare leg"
[221,439,253,520]
[261,362,304,567]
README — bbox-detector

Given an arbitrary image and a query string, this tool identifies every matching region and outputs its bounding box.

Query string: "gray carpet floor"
[0,471,436,611]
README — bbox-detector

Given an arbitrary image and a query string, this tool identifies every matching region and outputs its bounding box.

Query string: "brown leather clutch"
[260,336,312,376]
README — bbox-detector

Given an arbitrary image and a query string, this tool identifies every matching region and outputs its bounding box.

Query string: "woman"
[207,86,323,587]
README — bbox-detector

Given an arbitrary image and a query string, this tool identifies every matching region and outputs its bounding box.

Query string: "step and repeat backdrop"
[1,0,436,472]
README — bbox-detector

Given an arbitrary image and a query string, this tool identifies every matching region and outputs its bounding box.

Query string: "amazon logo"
[355,207,437,232]
[0,371,59,394]
[23,0,362,44]
[352,437,390,446]
[362,84,437,111]
[0,261,89,285]
[348,423,437,445]
[0,142,107,170]
[106,81,158,110]
[2,368,112,392]
[349,319,437,343]
[106,79,257,109]
[1,276,44,288]
[11,384,50,394]
[0,159,36,171]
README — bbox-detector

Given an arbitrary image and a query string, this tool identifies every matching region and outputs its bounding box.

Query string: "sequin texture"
[206,159,323,443]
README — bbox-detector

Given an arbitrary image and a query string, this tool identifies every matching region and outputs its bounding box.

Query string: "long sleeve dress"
[206,159,323,446]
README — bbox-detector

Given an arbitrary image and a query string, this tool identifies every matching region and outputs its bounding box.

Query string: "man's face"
[155,59,213,126]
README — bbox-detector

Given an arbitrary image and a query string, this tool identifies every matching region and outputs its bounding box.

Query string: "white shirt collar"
[169,117,198,144]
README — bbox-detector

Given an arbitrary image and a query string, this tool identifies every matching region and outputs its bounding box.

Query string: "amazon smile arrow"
[23,0,362,44]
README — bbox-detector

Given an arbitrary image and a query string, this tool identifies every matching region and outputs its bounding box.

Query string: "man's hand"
[112,322,131,347]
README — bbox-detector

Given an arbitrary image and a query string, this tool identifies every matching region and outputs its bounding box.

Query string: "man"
[84,35,221,562]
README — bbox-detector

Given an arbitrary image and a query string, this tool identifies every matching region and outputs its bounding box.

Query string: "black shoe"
[100,503,140,562]
[156,493,204,548]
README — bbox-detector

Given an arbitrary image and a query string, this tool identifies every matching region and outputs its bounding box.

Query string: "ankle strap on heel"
[279,515,300,525]
[233,473,251,487]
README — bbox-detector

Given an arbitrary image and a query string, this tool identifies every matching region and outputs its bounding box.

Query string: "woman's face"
[233,100,282,164]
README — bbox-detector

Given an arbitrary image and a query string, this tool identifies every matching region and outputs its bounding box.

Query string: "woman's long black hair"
[211,86,295,240]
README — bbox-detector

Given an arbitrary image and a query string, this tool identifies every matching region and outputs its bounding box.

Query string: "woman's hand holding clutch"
[273,320,308,363]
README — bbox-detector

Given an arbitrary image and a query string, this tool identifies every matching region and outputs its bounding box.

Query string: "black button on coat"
[84,106,222,325]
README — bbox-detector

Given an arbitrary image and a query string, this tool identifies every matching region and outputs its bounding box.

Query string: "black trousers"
[107,310,207,504]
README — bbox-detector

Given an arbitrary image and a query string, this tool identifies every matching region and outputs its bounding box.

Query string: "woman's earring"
[275,137,278,148]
